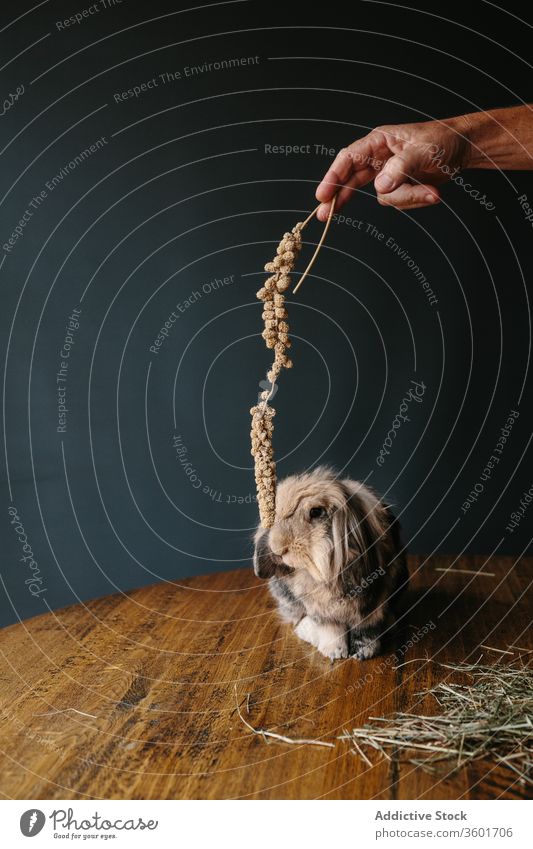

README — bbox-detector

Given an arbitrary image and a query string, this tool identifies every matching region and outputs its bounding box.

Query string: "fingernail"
[376,175,393,191]
[425,193,436,203]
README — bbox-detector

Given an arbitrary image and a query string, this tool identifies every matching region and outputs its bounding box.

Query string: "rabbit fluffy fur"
[253,467,408,661]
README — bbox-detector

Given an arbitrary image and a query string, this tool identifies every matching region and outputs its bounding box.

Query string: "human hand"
[315,117,472,219]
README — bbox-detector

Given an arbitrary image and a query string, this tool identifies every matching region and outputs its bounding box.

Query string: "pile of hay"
[340,659,533,784]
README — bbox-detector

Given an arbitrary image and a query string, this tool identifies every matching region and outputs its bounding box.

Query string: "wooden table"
[0,555,530,800]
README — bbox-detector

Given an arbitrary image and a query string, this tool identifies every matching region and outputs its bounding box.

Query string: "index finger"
[315,132,392,202]
[315,148,354,202]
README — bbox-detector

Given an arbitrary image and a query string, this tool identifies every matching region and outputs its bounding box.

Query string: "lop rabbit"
[253,467,408,660]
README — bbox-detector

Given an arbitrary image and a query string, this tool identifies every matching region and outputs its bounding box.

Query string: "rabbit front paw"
[318,636,349,660]
[294,615,319,647]
[295,618,348,660]
[295,618,349,661]
[316,623,349,661]
[349,632,381,660]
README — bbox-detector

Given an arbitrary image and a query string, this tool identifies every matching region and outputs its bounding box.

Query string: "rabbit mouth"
[253,532,295,578]
[274,550,296,573]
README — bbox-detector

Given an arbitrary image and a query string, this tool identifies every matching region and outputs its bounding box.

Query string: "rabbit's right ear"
[253,528,282,579]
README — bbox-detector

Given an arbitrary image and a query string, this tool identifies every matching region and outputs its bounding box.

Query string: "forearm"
[446,105,533,170]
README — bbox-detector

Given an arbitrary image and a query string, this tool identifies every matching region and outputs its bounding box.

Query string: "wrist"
[460,111,494,168]
[442,112,482,169]
[445,108,531,170]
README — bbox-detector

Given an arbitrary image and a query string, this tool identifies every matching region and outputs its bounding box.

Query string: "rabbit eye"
[309,506,327,520]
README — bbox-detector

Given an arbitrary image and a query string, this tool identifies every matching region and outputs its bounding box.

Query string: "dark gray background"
[1,0,532,626]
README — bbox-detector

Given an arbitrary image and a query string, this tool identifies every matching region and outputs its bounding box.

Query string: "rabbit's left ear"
[337,480,408,599]
[339,480,391,573]
[253,528,283,579]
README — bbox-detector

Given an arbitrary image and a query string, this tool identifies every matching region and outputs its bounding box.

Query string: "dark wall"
[1,0,532,626]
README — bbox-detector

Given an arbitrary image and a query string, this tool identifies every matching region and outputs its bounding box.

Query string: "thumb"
[376,183,441,210]
[374,154,412,193]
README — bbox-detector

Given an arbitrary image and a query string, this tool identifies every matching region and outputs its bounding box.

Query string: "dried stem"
[234,685,334,749]
[300,203,322,230]
[435,568,495,577]
[293,195,336,294]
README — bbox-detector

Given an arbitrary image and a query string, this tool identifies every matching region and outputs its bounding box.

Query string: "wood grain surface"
[0,555,531,800]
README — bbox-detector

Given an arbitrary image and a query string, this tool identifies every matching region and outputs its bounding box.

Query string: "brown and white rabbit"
[253,466,408,660]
